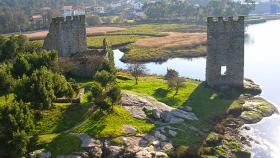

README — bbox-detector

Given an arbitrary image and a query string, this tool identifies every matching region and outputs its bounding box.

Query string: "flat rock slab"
[76,133,101,148]
[121,92,198,123]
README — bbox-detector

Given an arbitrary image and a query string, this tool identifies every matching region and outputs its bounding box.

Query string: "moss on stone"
[205,132,222,146]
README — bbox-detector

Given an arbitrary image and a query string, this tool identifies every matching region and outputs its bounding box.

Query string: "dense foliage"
[14,67,74,109]
[12,50,58,77]
[89,44,121,112]
[144,0,255,22]
[0,64,14,102]
[0,101,34,158]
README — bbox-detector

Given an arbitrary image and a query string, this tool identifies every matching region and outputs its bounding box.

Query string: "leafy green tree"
[91,81,103,98]
[165,69,186,96]
[0,64,14,102]
[107,86,121,106]
[1,38,18,60]
[12,50,58,77]
[168,77,186,97]
[165,68,179,81]
[94,70,116,88]
[14,67,74,109]
[0,101,34,158]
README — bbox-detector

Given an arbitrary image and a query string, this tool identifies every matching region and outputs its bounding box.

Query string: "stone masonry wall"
[43,15,87,57]
[206,16,245,88]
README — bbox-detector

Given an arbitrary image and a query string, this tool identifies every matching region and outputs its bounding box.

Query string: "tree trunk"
[135,76,138,85]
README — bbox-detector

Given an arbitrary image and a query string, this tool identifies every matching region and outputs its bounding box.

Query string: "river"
[113,20,280,158]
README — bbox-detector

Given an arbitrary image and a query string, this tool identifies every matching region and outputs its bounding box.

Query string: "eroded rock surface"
[121,91,198,123]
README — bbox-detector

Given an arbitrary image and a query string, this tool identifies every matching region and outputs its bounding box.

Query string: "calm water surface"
[114,20,280,158]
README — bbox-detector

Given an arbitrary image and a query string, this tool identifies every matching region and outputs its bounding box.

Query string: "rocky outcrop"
[240,97,277,124]
[121,91,198,123]
[76,133,101,148]
[243,79,262,96]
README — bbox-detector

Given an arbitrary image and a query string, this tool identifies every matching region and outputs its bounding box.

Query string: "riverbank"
[116,73,277,157]
[25,71,277,157]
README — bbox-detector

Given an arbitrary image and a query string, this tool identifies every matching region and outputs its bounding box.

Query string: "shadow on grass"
[152,88,179,107]
[75,110,107,137]
[53,103,89,133]
[45,133,81,157]
[169,82,241,151]
[154,88,170,98]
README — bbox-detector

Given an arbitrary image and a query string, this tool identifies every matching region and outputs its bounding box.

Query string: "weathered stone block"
[43,15,87,57]
[206,16,245,88]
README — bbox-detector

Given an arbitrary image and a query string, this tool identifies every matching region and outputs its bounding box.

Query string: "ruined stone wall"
[43,15,87,57]
[206,16,245,88]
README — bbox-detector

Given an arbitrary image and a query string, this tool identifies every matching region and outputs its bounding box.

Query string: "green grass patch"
[75,105,155,138]
[118,76,199,108]
[117,75,238,147]
[121,45,206,62]
[37,134,60,144]
[33,103,90,135]
[87,35,142,48]
[45,134,81,157]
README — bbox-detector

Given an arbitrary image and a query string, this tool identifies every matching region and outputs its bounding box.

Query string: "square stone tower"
[206,16,245,88]
[43,15,87,57]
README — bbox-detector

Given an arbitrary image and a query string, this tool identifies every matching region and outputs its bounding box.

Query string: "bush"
[14,67,74,109]
[0,101,34,158]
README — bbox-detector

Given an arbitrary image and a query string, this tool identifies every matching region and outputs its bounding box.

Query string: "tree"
[86,15,101,26]
[165,68,179,81]
[127,63,147,85]
[93,70,116,88]
[0,101,34,158]
[90,81,121,112]
[0,64,14,103]
[12,50,58,77]
[165,69,186,97]
[168,77,186,97]
[14,67,74,109]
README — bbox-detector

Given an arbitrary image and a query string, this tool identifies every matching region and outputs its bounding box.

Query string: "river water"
[113,20,280,158]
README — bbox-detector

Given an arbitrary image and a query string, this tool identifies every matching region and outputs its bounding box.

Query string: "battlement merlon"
[51,15,86,23]
[207,16,245,23]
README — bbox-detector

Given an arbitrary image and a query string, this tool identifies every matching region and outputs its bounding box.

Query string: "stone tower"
[206,16,245,88]
[43,15,87,57]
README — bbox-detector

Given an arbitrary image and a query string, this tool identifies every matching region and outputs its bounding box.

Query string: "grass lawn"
[44,133,81,157]
[117,75,239,147]
[33,103,90,135]
[75,105,155,138]
[121,44,206,62]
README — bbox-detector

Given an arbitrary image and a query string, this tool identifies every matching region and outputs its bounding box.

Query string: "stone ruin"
[43,15,87,57]
[206,16,245,88]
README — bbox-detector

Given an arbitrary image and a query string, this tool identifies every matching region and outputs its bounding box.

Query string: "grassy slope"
[117,75,238,147]
[75,105,155,138]
[44,134,82,157]
[33,103,90,135]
